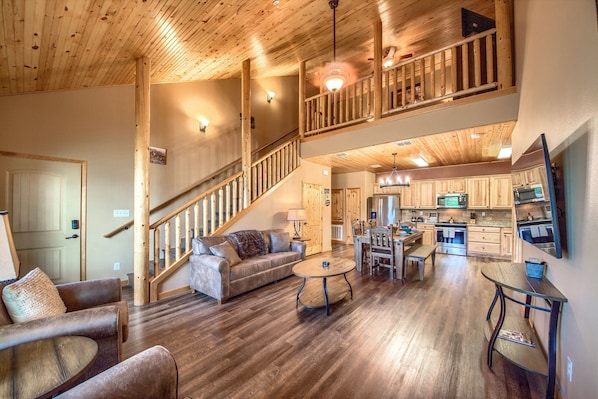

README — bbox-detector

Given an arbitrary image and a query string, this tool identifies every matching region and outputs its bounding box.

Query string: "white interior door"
[0,155,82,283]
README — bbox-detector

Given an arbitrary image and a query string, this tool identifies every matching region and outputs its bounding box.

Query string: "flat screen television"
[511,133,564,258]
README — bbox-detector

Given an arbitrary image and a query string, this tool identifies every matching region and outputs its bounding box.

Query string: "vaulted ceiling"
[0,0,496,96]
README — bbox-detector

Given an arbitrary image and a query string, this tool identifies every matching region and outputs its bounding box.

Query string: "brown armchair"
[0,277,129,383]
[56,345,179,399]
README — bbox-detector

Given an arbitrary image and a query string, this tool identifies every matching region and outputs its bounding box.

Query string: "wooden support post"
[373,21,382,120]
[241,59,251,208]
[299,61,306,137]
[134,56,150,306]
[495,0,514,89]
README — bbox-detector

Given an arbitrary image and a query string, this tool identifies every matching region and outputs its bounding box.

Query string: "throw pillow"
[270,231,290,253]
[209,241,242,266]
[2,267,67,323]
[229,230,267,259]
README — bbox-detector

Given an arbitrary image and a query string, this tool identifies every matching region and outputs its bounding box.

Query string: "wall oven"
[435,222,467,256]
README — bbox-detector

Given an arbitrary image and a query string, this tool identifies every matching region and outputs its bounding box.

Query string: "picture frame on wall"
[150,146,167,165]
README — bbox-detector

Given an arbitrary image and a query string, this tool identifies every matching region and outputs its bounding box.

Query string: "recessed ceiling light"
[370,164,382,168]
[497,145,512,159]
[471,133,481,139]
[396,140,412,147]
[412,157,429,167]
[335,152,348,157]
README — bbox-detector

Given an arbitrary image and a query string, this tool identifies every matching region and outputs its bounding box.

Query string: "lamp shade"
[287,208,307,221]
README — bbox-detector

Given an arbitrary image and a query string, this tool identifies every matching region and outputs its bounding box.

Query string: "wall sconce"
[267,91,276,103]
[199,118,209,133]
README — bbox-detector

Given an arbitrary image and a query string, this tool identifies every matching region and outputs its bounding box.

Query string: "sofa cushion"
[209,241,242,266]
[257,252,302,268]
[270,231,290,253]
[0,279,17,326]
[229,230,267,259]
[2,267,67,323]
[229,258,273,281]
[260,229,284,252]
[193,236,237,255]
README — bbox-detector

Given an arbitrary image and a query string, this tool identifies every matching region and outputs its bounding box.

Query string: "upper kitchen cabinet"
[417,181,436,209]
[435,178,467,194]
[511,165,547,188]
[490,175,513,209]
[400,185,416,209]
[467,177,490,209]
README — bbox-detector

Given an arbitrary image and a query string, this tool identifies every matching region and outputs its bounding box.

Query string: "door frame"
[0,151,88,280]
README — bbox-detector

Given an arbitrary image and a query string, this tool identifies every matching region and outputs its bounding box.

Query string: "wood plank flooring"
[123,245,546,399]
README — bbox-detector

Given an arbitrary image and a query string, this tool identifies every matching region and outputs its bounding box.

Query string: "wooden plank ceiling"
[303,121,515,174]
[0,0,496,96]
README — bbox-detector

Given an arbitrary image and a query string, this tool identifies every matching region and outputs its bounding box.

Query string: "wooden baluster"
[486,34,495,84]
[401,65,406,106]
[393,68,399,111]
[175,214,182,260]
[153,228,160,277]
[419,58,425,101]
[210,193,216,233]
[202,198,208,236]
[429,54,435,99]
[225,185,231,223]
[327,92,333,127]
[451,47,458,93]
[194,202,200,237]
[440,50,446,96]
[218,188,224,227]
[232,180,238,216]
[185,209,191,255]
[462,43,469,90]
[164,221,171,269]
[410,62,416,104]
[474,38,481,87]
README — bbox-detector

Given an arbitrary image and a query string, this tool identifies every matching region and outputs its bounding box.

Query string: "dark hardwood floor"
[123,245,546,399]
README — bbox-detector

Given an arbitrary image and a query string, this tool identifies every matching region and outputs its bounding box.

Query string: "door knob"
[65,234,79,239]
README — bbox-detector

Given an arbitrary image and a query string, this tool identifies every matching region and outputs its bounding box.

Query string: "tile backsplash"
[401,209,512,224]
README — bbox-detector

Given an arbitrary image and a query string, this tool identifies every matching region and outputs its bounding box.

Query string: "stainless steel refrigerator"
[367,195,401,227]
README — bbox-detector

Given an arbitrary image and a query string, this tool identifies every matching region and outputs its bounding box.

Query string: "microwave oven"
[514,183,545,205]
[436,193,467,209]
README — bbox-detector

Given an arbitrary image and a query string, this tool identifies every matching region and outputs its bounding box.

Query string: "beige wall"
[512,1,598,397]
[0,76,299,282]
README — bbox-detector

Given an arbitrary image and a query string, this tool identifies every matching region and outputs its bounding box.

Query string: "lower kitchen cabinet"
[501,228,513,258]
[468,226,501,257]
[417,223,435,246]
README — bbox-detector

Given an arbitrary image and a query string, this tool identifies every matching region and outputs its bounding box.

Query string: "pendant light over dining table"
[322,0,349,92]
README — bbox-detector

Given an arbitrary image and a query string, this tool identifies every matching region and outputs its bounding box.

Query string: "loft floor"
[123,246,546,398]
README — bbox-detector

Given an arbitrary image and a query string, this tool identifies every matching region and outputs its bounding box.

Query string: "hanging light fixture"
[380,153,411,188]
[322,0,349,92]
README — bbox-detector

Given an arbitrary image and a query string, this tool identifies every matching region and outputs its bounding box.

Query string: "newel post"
[299,60,306,138]
[134,56,150,306]
[373,21,383,120]
[495,0,514,89]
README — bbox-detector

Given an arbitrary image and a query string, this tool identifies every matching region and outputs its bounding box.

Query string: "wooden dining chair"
[351,220,370,267]
[369,226,396,279]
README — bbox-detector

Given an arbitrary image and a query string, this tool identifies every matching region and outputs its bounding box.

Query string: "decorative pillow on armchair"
[270,231,290,253]
[209,241,242,266]
[2,267,67,323]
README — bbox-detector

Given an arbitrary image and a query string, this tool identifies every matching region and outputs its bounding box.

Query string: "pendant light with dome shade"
[322,0,350,92]
[380,153,411,188]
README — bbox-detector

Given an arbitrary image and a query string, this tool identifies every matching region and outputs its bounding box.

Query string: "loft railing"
[148,135,301,301]
[303,28,500,138]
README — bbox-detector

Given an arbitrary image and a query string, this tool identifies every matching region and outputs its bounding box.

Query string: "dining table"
[353,230,424,274]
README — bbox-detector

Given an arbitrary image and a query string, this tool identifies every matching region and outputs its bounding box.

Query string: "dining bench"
[403,244,437,282]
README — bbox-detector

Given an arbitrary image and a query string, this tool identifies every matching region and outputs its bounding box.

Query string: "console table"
[481,263,567,399]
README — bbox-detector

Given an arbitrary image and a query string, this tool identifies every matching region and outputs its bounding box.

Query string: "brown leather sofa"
[56,345,179,399]
[0,277,129,383]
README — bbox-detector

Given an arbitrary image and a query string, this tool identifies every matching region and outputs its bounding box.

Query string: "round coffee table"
[0,335,98,399]
[293,256,355,316]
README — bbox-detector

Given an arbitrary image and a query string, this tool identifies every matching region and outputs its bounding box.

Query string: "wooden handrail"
[104,130,300,238]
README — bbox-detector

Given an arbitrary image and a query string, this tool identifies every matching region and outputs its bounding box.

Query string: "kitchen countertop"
[411,220,512,228]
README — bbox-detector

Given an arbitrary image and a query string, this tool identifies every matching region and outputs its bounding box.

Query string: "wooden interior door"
[302,182,322,256]
[345,187,361,244]
[0,155,83,283]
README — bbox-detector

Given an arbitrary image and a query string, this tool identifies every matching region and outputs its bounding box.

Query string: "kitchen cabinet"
[511,165,547,188]
[467,177,490,209]
[400,185,416,209]
[490,175,513,209]
[468,226,501,257]
[416,181,436,209]
[435,178,466,194]
[373,183,401,195]
[500,228,513,258]
[417,223,436,246]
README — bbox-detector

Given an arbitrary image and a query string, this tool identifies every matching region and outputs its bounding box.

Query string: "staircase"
[145,135,301,301]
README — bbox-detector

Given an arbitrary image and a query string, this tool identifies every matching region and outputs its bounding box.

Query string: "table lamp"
[287,208,307,239]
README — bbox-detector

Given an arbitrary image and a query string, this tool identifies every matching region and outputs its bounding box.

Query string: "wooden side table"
[0,336,98,399]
